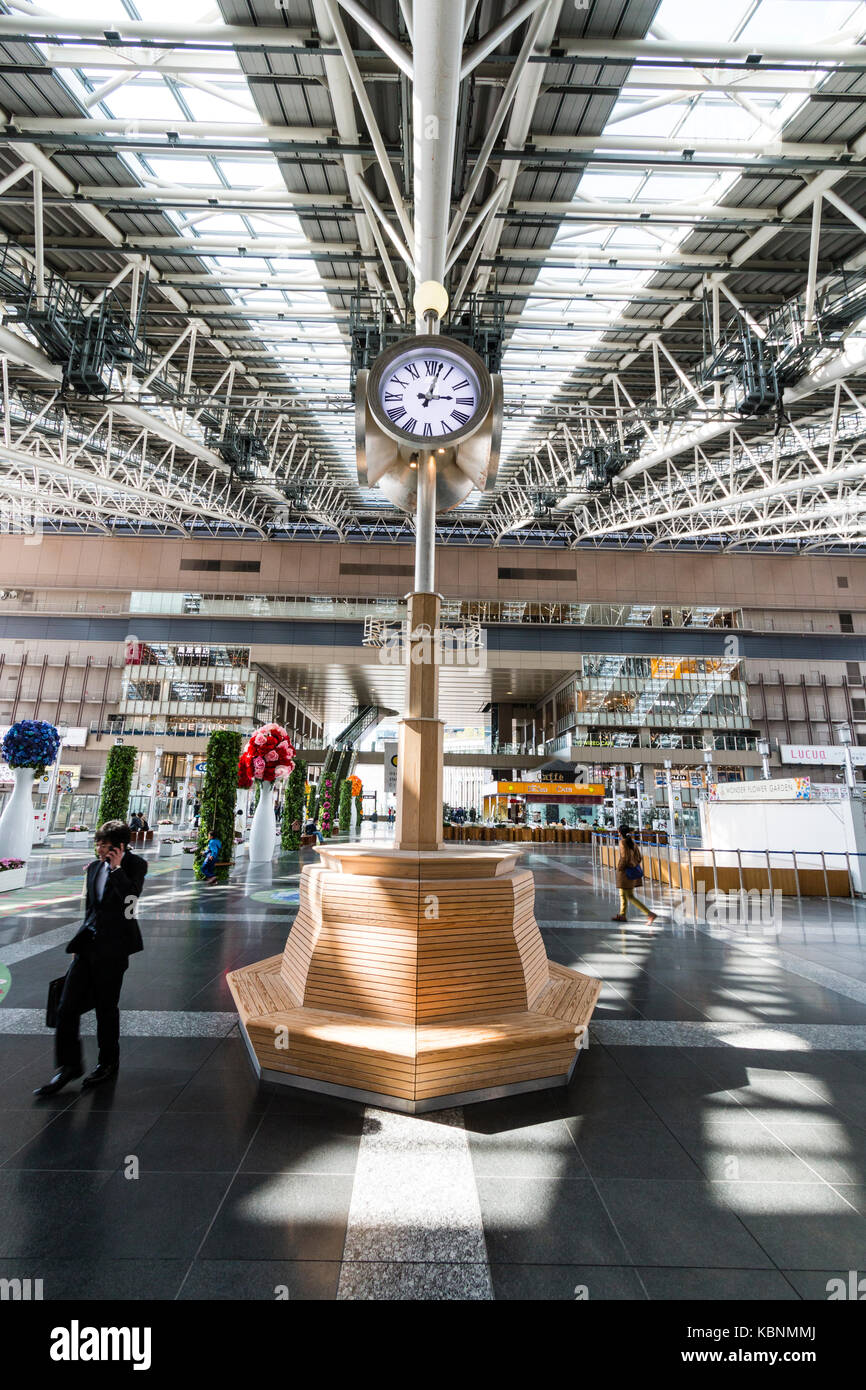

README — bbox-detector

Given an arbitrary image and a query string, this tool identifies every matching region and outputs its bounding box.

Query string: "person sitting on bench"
[200,831,222,884]
[303,816,324,844]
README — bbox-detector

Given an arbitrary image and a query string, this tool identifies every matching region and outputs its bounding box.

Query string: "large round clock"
[366,335,492,448]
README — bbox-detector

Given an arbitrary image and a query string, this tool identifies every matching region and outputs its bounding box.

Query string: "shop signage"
[493,781,605,797]
[709,777,811,802]
[781,743,866,766]
[384,741,398,795]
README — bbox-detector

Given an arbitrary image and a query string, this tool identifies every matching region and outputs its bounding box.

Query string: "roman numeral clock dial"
[368,337,491,447]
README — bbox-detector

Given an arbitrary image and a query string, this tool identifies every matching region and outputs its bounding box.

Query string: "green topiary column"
[354,793,363,830]
[280,757,307,851]
[338,778,352,836]
[320,777,334,837]
[96,745,137,827]
[195,730,243,883]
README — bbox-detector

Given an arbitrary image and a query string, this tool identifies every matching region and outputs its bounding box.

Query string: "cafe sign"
[492,782,605,797]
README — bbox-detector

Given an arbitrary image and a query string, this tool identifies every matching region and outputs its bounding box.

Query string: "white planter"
[180,850,197,873]
[64,831,91,846]
[159,841,183,858]
[248,779,276,862]
[0,865,26,893]
[0,767,37,862]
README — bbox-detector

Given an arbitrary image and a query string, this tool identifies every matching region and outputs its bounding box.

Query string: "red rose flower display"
[238,723,296,788]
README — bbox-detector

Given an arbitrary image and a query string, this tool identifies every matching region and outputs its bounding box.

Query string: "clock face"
[376,346,483,441]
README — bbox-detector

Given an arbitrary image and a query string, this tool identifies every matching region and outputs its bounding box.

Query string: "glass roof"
[33,0,355,466]
[25,0,866,516]
[497,0,866,470]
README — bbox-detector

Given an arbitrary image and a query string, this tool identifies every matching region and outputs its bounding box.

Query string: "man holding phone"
[34,819,147,1097]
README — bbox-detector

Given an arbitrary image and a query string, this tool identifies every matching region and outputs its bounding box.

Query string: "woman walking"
[612,829,657,924]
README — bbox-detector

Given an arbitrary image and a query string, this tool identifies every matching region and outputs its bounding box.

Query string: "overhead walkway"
[2,612,865,664]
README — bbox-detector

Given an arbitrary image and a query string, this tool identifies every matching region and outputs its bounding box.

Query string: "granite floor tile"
[200,1173,354,1261]
[639,1267,801,1300]
[713,1181,866,1269]
[0,1257,186,1301]
[178,1259,341,1300]
[239,1111,363,1175]
[490,1263,646,1300]
[594,1178,775,1269]
[476,1177,627,1266]
[56,1172,232,1260]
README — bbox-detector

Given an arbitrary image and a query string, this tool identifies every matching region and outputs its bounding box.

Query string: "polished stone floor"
[1,830,865,1301]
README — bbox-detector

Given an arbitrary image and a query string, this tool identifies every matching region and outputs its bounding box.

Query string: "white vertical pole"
[44,732,66,835]
[179,751,193,826]
[33,169,45,311]
[664,758,675,842]
[711,282,721,407]
[804,194,822,334]
[147,746,162,827]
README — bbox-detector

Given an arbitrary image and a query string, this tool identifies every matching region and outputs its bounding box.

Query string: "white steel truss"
[0,0,861,552]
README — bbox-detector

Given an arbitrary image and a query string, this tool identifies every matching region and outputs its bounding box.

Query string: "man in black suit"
[34,820,147,1097]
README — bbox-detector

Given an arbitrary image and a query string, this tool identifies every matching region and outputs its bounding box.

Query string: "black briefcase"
[45,975,66,1028]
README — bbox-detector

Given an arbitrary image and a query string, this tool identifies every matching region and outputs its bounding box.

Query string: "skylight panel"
[142,157,222,185]
[218,160,279,187]
[245,214,306,239]
[575,172,646,200]
[603,103,688,139]
[180,91,259,124]
[651,0,753,40]
[640,173,728,202]
[675,102,759,142]
[186,214,252,236]
[103,86,188,122]
[738,0,865,45]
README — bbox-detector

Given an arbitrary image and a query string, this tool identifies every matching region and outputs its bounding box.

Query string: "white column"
[43,727,68,834]
[179,751,193,826]
[664,758,675,841]
[147,745,162,826]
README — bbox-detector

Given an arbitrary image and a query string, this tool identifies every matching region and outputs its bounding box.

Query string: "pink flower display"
[237,724,296,788]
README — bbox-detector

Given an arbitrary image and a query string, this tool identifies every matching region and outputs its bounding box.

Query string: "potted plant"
[280,757,307,851]
[195,731,244,884]
[237,723,296,862]
[320,777,334,838]
[338,778,352,836]
[180,842,198,874]
[0,857,26,892]
[96,744,137,828]
[0,720,61,862]
[158,835,184,858]
[64,823,91,847]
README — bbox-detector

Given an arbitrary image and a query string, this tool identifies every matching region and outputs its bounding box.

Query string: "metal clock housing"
[366,334,493,448]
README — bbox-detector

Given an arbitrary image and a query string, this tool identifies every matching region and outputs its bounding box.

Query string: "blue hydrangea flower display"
[1,720,61,770]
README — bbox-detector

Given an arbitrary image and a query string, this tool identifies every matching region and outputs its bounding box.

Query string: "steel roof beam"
[334,0,412,77]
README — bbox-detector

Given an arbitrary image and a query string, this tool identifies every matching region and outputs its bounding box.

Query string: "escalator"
[308,705,394,825]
